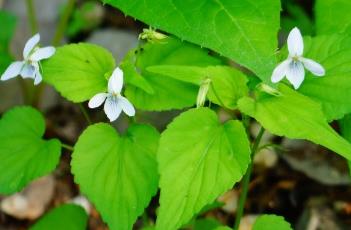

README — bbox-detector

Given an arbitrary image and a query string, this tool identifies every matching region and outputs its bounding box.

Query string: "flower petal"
[108,67,124,94]
[30,47,56,61]
[286,61,305,89]
[300,57,325,76]
[34,70,43,85]
[104,97,122,122]
[287,27,303,56]
[88,93,108,108]
[23,33,40,59]
[20,63,36,79]
[32,63,42,85]
[118,96,135,116]
[271,59,290,83]
[1,61,24,81]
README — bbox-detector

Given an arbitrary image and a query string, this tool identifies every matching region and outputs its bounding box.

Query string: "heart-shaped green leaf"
[157,108,250,230]
[42,43,115,103]
[0,106,61,194]
[71,123,159,230]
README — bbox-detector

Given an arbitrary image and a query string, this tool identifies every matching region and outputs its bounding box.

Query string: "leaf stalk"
[233,126,265,230]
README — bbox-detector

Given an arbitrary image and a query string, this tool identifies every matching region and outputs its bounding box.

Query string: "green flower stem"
[32,0,76,107]
[18,79,31,104]
[233,126,265,230]
[23,0,38,106]
[242,114,250,134]
[52,0,75,46]
[25,0,38,34]
[79,103,92,125]
[62,143,74,151]
[128,115,136,124]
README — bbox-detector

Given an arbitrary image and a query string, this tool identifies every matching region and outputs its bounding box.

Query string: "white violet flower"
[271,27,325,89]
[88,67,135,122]
[1,33,55,85]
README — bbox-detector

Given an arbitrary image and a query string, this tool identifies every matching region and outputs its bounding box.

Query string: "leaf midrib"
[213,0,264,66]
[171,125,221,228]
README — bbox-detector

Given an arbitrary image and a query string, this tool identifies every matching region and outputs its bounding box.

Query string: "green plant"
[1,0,351,229]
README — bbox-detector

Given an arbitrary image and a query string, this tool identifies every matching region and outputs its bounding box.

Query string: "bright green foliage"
[104,0,281,82]
[315,0,351,35]
[120,50,155,95]
[71,123,159,230]
[148,65,248,109]
[66,2,103,37]
[122,37,222,111]
[0,107,61,194]
[238,84,351,160]
[30,204,88,230]
[252,214,292,230]
[0,10,16,72]
[297,35,351,121]
[157,108,251,230]
[42,43,115,102]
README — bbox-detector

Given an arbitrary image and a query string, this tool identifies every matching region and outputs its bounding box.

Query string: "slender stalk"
[52,0,75,46]
[23,0,39,105]
[79,103,92,125]
[32,0,76,107]
[242,114,250,135]
[233,127,265,230]
[128,115,136,124]
[18,79,31,104]
[62,143,74,151]
[25,0,38,34]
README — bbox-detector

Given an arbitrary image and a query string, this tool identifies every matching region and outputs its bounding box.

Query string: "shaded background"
[1,0,351,229]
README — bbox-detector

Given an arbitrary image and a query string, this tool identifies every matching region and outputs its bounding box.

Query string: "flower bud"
[257,83,282,96]
[196,78,211,108]
[139,28,167,42]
